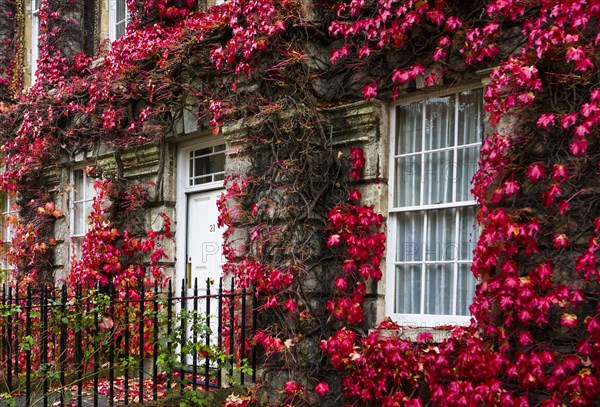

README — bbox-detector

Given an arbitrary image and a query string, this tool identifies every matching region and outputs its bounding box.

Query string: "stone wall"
[326,100,389,326]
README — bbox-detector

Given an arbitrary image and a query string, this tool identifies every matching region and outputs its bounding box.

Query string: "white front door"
[185,189,223,366]
[186,189,224,294]
[176,138,227,368]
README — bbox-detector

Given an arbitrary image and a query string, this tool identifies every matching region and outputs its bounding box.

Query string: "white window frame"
[178,137,227,195]
[108,0,129,42]
[31,0,40,84]
[70,167,97,260]
[386,84,483,327]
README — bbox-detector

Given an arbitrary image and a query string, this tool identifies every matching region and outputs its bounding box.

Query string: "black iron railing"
[0,278,255,406]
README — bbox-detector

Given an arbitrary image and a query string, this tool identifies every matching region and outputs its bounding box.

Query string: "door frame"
[175,136,226,296]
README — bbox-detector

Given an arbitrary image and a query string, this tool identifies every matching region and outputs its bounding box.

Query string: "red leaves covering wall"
[321,0,600,405]
[1,0,599,405]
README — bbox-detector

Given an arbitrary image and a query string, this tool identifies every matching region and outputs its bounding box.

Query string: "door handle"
[187,258,192,289]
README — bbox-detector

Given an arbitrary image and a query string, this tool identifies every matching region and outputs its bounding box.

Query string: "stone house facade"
[4,0,489,333]
[2,2,598,405]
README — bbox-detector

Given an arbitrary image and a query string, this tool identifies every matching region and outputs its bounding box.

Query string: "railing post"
[139,281,145,404]
[108,282,115,406]
[166,280,173,392]
[240,286,247,385]
[193,278,198,390]
[124,284,130,405]
[205,278,211,392]
[14,282,19,381]
[25,284,31,407]
[75,284,83,407]
[180,279,187,395]
[153,281,159,401]
[252,288,257,383]
[228,278,235,380]
[42,285,49,407]
[93,283,99,407]
[7,285,12,393]
[60,283,67,407]
[217,278,223,388]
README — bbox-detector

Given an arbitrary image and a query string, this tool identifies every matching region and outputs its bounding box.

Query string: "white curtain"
[395,103,422,207]
[395,264,422,314]
[458,89,483,145]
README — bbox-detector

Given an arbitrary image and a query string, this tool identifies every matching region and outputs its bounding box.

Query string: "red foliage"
[68,179,168,290]
[0,0,599,404]
[321,0,600,405]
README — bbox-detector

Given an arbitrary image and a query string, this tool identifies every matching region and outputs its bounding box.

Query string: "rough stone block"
[355,182,388,218]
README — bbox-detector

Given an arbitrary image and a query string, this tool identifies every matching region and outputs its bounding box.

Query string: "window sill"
[376,327,453,343]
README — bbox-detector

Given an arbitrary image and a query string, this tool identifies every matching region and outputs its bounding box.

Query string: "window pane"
[424,95,455,151]
[85,201,93,230]
[116,23,126,39]
[2,218,8,243]
[1,242,10,270]
[423,150,454,205]
[192,175,211,185]
[426,208,456,261]
[396,103,423,155]
[194,157,207,177]
[72,237,83,260]
[73,170,84,201]
[1,196,12,242]
[395,156,421,207]
[74,202,84,235]
[457,264,477,315]
[211,153,225,175]
[86,175,95,196]
[458,206,478,261]
[189,148,226,185]
[396,212,423,262]
[191,147,211,157]
[425,264,453,315]
[117,0,126,21]
[3,220,12,243]
[458,89,483,145]
[456,147,479,202]
[395,265,422,314]
[214,143,226,152]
